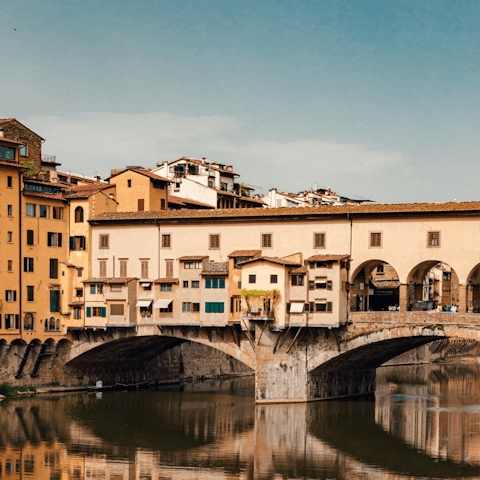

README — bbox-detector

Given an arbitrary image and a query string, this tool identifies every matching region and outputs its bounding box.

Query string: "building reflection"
[0,369,480,480]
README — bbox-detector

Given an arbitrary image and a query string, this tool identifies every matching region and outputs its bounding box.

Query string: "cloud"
[23,111,409,201]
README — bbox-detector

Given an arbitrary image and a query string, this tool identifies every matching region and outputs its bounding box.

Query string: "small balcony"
[242,308,275,321]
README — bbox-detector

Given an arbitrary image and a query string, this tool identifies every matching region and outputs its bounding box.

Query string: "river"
[1,363,480,479]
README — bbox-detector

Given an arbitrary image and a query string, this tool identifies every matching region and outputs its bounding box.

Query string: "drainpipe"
[155,219,161,278]
[19,170,23,340]
[346,213,353,322]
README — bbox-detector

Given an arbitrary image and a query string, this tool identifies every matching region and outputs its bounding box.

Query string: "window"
[127,179,132,187]
[160,283,172,292]
[73,307,82,320]
[183,281,189,288]
[209,234,220,249]
[205,278,225,288]
[26,230,34,245]
[141,260,149,278]
[0,146,15,160]
[182,302,191,313]
[75,207,84,223]
[26,203,36,217]
[99,235,109,249]
[27,286,34,302]
[5,314,17,329]
[97,284,103,294]
[428,231,440,247]
[89,307,105,317]
[76,289,83,297]
[249,275,256,284]
[110,284,122,292]
[315,301,332,313]
[159,302,173,313]
[47,232,62,247]
[110,304,125,315]
[208,180,213,187]
[205,302,224,313]
[7,176,12,187]
[50,290,60,312]
[52,207,63,220]
[262,233,272,248]
[7,260,12,272]
[70,235,86,251]
[370,232,382,248]
[39,205,49,218]
[270,275,277,284]
[162,234,171,248]
[7,231,12,243]
[99,260,107,277]
[45,316,60,331]
[5,290,16,302]
[138,199,144,211]
[119,260,127,277]
[165,259,174,278]
[192,280,199,288]
[376,264,384,274]
[23,314,34,331]
[20,143,27,156]
[49,259,58,279]
[24,257,34,272]
[7,205,12,216]
[161,199,166,209]
[314,232,325,248]
[292,275,304,286]
[77,268,83,277]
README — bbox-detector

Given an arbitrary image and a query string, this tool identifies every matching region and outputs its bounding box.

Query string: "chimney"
[314,182,318,191]
[0,128,4,138]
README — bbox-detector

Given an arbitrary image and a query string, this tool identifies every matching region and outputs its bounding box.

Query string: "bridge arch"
[66,332,255,370]
[349,259,400,312]
[307,324,480,373]
[467,263,480,313]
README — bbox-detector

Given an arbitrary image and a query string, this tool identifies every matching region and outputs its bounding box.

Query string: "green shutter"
[212,278,218,289]
[70,236,75,250]
[205,303,210,313]
[219,278,225,289]
[90,285,96,294]
[219,303,224,313]
[50,290,56,312]
[101,307,106,318]
[206,278,211,289]
[86,307,91,317]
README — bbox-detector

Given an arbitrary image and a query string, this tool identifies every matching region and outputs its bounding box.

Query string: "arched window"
[75,206,84,223]
[24,314,34,331]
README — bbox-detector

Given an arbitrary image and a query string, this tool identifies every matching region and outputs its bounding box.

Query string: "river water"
[1,363,480,480]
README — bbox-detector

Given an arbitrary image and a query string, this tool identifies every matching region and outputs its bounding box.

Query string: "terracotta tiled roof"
[228,249,262,257]
[22,191,67,201]
[82,277,137,284]
[90,201,480,223]
[0,137,24,145]
[240,256,302,267]
[0,160,24,169]
[201,261,228,275]
[306,254,350,262]
[23,178,67,189]
[153,278,179,283]
[371,279,400,289]
[64,184,112,199]
[0,118,15,125]
[178,255,208,261]
[168,195,214,209]
[109,167,170,183]
[291,266,308,274]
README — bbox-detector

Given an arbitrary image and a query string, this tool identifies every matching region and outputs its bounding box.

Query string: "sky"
[1,0,479,203]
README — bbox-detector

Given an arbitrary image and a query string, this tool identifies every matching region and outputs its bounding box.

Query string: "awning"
[140,282,152,287]
[136,300,152,308]
[290,303,304,313]
[154,299,173,308]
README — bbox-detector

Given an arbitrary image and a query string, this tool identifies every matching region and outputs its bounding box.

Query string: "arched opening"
[23,313,35,331]
[407,261,459,311]
[350,260,400,312]
[74,206,84,223]
[467,263,480,313]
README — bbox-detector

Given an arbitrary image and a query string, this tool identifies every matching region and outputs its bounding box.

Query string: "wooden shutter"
[99,260,107,277]
[210,234,220,249]
[327,280,333,290]
[141,261,149,278]
[314,233,325,248]
[27,230,34,245]
[138,199,145,211]
[286,302,291,313]
[162,234,171,247]
[58,233,62,247]
[370,232,381,247]
[101,307,107,318]
[166,259,173,278]
[100,235,109,248]
[309,281,315,290]
[120,260,127,277]
[262,234,272,248]
[70,236,75,250]
[326,302,332,312]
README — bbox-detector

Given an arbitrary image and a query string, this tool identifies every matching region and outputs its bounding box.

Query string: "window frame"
[161,234,171,248]
[24,257,34,273]
[314,232,326,249]
[249,274,256,284]
[209,233,220,250]
[369,231,382,248]
[26,203,36,217]
[427,230,441,248]
[99,234,109,249]
[261,233,273,249]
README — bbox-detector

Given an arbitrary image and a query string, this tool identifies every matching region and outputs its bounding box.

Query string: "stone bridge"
[1,311,471,403]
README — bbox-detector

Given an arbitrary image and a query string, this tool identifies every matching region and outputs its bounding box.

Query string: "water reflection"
[0,366,480,479]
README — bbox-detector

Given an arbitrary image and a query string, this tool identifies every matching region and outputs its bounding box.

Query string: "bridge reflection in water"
[1,367,480,480]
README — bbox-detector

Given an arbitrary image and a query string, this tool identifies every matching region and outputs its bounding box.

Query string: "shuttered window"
[26,230,34,245]
[428,231,440,247]
[99,260,107,277]
[49,259,58,279]
[162,234,171,247]
[261,233,272,248]
[165,259,174,278]
[119,260,127,277]
[110,304,124,315]
[314,233,325,248]
[99,235,109,249]
[370,232,382,247]
[205,302,224,313]
[209,234,220,249]
[141,261,149,278]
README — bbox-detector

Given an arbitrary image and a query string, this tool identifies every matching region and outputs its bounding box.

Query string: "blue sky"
[2,0,479,203]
